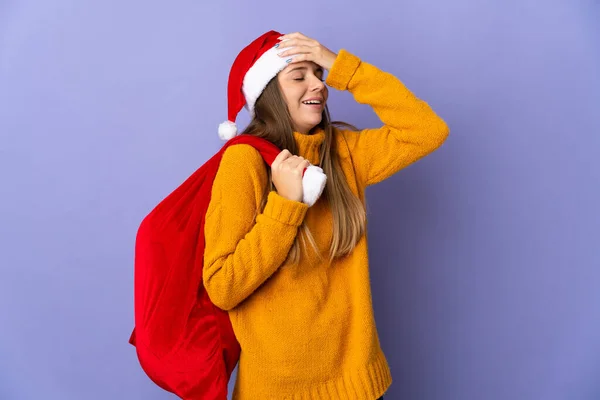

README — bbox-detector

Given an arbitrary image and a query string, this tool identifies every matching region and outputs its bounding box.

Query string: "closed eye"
[293,77,324,82]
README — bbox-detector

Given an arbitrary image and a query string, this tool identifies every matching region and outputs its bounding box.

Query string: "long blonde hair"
[241,77,366,265]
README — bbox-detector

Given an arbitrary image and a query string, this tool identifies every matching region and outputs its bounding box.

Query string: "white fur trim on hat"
[218,120,238,140]
[242,45,294,117]
[302,165,327,207]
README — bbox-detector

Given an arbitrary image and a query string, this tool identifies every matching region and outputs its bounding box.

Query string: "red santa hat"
[218,30,292,140]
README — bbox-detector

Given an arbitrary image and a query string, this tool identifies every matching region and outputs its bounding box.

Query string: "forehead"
[281,61,322,74]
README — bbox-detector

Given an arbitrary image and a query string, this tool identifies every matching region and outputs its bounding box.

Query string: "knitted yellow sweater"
[203,50,449,399]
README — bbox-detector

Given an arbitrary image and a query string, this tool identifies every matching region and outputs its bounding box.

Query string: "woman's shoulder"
[207,143,269,222]
[220,143,265,167]
[213,143,269,191]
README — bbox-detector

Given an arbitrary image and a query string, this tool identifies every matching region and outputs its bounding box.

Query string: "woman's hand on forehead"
[276,32,337,71]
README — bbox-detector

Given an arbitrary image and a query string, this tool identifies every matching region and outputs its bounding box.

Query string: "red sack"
[129,135,284,400]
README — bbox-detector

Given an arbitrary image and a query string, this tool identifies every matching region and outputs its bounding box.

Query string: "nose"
[309,75,325,92]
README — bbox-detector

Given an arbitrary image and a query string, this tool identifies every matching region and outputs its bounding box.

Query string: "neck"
[293,128,326,165]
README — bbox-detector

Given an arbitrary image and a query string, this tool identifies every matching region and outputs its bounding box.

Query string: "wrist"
[323,51,337,70]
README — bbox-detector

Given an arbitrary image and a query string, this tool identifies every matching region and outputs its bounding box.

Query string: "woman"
[204,30,449,400]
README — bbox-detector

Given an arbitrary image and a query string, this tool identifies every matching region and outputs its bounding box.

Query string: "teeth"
[303,100,321,104]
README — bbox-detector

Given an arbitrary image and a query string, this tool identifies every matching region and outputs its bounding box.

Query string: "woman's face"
[277,61,329,134]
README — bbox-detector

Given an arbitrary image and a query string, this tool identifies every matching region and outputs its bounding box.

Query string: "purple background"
[1,1,599,399]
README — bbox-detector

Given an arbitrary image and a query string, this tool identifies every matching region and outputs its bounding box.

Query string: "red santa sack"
[129,134,326,399]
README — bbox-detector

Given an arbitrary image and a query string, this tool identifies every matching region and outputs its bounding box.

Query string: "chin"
[295,115,323,134]
[307,117,323,129]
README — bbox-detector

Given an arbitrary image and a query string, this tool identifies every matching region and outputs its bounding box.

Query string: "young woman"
[204,30,449,399]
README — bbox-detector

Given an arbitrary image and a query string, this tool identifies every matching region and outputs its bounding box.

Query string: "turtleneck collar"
[293,128,326,166]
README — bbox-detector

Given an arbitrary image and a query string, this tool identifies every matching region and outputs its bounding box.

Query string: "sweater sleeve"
[326,50,450,187]
[203,144,308,311]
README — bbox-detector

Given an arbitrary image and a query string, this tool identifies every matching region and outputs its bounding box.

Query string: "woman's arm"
[203,144,308,310]
[327,50,449,186]
[277,32,449,187]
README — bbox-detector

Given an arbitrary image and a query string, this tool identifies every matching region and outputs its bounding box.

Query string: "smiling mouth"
[302,100,324,108]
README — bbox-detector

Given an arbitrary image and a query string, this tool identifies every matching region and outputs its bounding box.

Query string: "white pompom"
[302,165,327,207]
[218,120,237,140]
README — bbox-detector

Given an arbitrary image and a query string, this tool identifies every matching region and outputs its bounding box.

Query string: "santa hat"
[218,30,293,140]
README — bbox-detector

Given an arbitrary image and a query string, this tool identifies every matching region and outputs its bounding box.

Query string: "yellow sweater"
[203,50,449,399]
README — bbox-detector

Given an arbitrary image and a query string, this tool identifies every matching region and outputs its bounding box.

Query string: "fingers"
[284,54,311,64]
[280,155,311,176]
[277,32,319,55]
[297,159,311,172]
[285,155,307,170]
[277,38,317,49]
[273,150,310,172]
[279,32,312,41]
[277,45,316,58]
[272,149,292,168]
[276,33,334,69]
